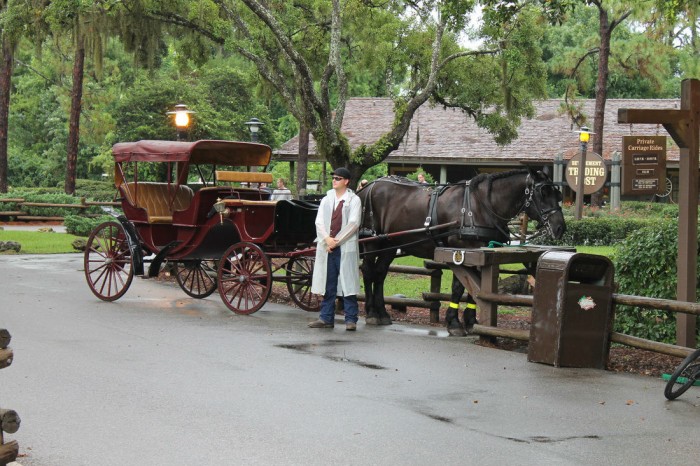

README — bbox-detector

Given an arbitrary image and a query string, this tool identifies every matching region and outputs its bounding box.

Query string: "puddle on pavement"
[275,341,388,370]
[386,326,451,338]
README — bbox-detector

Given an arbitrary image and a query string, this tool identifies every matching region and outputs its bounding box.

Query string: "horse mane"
[372,170,528,194]
[470,169,528,198]
[375,175,425,187]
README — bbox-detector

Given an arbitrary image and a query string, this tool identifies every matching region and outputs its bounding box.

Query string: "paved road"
[0,254,698,465]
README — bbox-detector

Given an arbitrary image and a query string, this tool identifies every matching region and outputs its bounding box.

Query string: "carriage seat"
[216,170,274,184]
[121,182,194,223]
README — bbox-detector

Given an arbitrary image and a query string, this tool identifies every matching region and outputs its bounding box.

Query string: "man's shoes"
[308,319,334,328]
[346,322,357,331]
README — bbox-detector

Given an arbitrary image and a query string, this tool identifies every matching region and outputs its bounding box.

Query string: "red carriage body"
[83,140,320,314]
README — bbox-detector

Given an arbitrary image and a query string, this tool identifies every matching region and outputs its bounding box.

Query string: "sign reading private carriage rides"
[565,152,607,195]
[621,135,667,196]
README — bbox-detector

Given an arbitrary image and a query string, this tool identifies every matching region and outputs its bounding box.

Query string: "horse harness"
[424,180,510,246]
[360,174,561,250]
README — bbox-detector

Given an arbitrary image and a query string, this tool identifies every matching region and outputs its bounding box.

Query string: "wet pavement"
[0,253,698,465]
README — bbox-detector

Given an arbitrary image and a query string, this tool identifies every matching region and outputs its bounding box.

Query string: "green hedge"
[612,219,700,345]
[64,214,116,237]
[532,216,663,246]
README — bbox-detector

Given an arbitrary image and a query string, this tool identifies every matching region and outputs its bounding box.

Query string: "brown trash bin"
[528,251,614,369]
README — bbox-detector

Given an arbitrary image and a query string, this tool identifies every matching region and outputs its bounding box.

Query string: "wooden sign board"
[622,136,667,196]
[565,152,607,195]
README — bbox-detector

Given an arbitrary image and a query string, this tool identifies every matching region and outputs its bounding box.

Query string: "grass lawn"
[0,230,82,254]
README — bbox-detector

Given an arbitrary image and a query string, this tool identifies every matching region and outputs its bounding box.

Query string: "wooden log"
[0,409,20,434]
[0,198,25,203]
[0,211,27,216]
[356,294,434,309]
[476,291,534,307]
[472,324,530,341]
[20,202,87,209]
[0,329,9,350]
[422,292,471,303]
[0,439,18,464]
[0,348,13,369]
[610,332,693,358]
[613,293,700,317]
[15,216,64,221]
[84,200,121,207]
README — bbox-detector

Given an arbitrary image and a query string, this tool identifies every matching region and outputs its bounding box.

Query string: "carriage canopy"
[111,140,272,167]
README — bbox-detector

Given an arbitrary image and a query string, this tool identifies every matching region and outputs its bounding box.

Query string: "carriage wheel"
[84,221,134,301]
[175,260,218,299]
[218,242,272,315]
[285,256,321,312]
[658,177,673,198]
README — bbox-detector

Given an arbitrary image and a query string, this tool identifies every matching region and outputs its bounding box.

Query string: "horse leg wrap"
[463,302,478,331]
[445,302,466,336]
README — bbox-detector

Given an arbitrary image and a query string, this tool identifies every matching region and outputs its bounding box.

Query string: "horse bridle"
[522,175,563,238]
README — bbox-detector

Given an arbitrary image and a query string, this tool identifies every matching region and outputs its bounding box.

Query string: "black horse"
[358,168,566,335]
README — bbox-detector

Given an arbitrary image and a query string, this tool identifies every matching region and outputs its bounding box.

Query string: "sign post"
[618,79,699,348]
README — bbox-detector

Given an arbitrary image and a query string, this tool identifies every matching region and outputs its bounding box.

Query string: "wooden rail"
[356,263,443,322]
[460,287,697,358]
[0,197,120,222]
[0,328,19,464]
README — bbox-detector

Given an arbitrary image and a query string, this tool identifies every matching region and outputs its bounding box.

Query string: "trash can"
[528,251,614,369]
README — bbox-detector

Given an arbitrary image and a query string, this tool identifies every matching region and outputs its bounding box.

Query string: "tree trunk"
[296,124,309,198]
[0,37,13,194]
[65,34,85,195]
[591,7,611,208]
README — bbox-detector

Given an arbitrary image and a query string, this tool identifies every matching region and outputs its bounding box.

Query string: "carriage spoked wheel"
[218,242,272,314]
[84,221,134,301]
[175,260,218,299]
[285,256,321,312]
[664,348,700,400]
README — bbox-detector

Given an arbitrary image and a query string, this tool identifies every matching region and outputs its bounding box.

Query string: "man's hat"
[331,167,351,179]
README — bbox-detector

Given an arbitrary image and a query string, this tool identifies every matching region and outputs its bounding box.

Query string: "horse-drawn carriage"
[83,139,321,314]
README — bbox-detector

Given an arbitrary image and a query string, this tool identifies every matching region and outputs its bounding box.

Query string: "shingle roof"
[276,97,681,165]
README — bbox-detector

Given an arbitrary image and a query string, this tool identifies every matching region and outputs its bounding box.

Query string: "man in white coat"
[308,167,362,331]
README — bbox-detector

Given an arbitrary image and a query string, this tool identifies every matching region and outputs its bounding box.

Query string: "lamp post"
[244,118,264,142]
[574,126,593,220]
[167,104,195,141]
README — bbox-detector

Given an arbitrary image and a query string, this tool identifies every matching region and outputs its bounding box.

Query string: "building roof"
[276,97,681,165]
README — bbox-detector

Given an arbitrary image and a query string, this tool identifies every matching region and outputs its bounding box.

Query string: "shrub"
[532,216,662,246]
[64,214,115,237]
[613,219,700,345]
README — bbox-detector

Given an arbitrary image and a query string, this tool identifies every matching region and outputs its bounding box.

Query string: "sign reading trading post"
[622,136,666,196]
[565,152,607,195]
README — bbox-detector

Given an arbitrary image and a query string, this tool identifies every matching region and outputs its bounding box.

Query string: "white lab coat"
[311,188,362,296]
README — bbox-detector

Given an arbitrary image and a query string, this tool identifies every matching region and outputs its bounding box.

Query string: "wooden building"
[276,97,681,200]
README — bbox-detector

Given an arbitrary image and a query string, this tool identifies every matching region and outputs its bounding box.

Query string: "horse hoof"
[379,318,393,326]
[366,317,380,326]
[448,327,467,337]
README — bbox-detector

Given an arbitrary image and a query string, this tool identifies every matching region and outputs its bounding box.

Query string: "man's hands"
[325,236,339,252]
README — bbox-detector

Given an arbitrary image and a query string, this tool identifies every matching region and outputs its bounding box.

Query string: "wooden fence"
[0,198,119,221]
[360,258,697,359]
[0,328,19,464]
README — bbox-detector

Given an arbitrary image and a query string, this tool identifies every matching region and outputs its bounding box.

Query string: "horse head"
[524,167,566,240]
